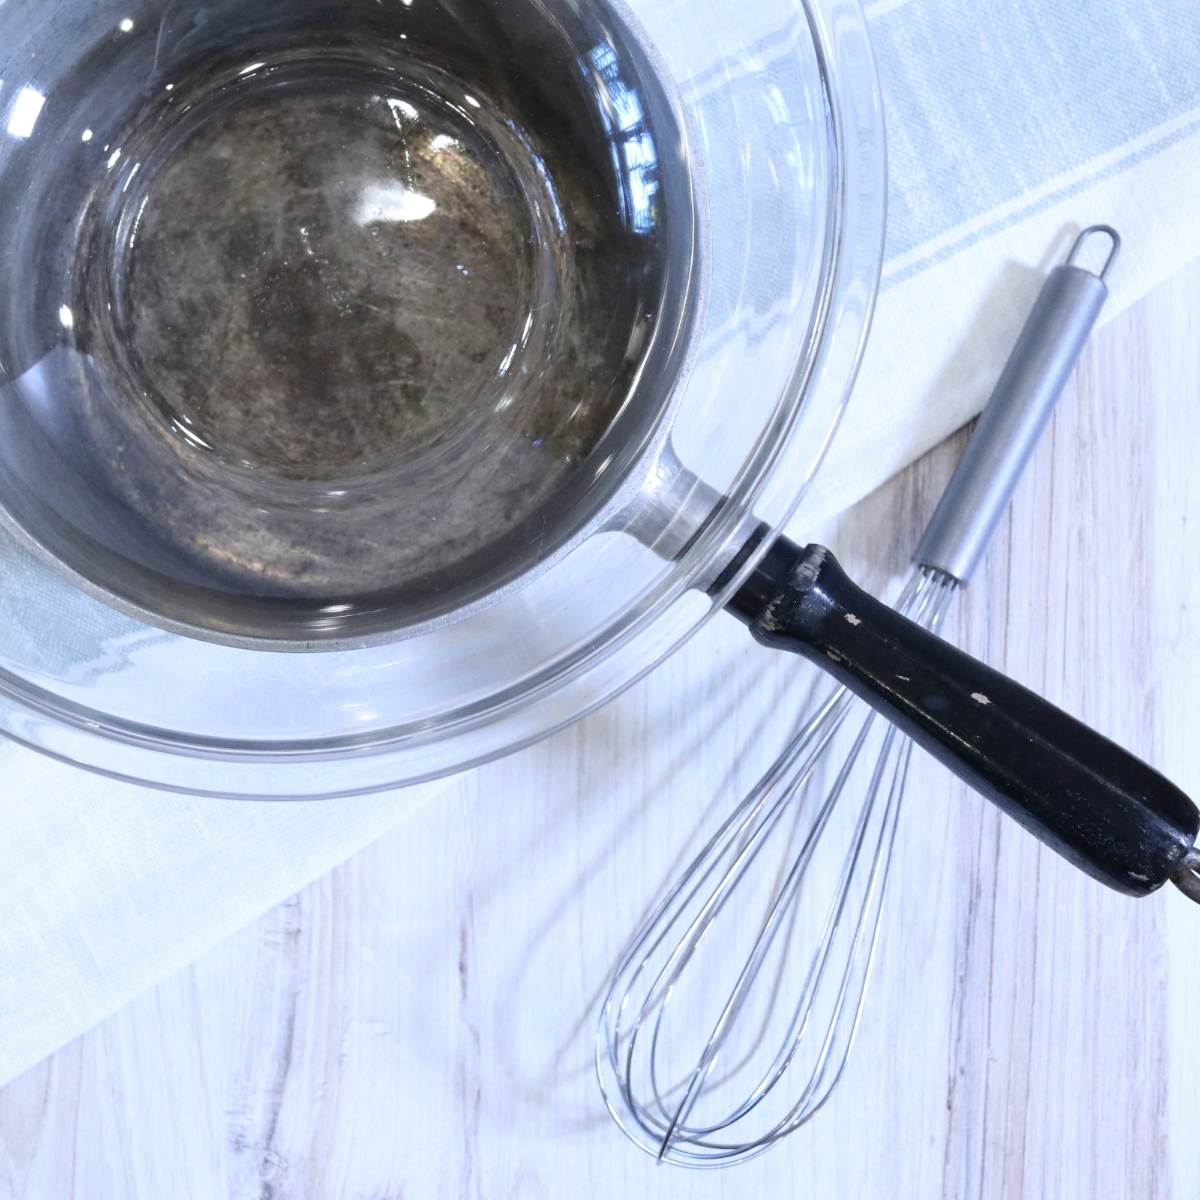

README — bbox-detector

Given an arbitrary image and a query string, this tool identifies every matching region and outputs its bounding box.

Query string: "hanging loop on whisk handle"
[915,226,1119,584]
[728,539,1200,897]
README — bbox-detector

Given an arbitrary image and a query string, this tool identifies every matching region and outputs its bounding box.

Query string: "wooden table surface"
[2,262,1200,1199]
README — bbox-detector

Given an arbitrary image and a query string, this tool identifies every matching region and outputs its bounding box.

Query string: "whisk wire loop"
[598,568,959,1167]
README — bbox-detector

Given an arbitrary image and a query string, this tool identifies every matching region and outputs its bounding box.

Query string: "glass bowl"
[0,0,886,797]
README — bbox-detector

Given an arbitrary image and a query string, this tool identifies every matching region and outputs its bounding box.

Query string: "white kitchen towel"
[3,0,1200,1087]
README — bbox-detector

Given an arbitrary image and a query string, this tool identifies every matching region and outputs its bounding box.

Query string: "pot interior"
[0,0,697,646]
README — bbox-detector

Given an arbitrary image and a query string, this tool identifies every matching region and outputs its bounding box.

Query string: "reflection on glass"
[354,180,436,223]
[386,96,418,124]
[7,86,45,138]
[588,44,658,233]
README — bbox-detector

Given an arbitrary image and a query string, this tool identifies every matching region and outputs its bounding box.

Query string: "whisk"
[597,227,1121,1167]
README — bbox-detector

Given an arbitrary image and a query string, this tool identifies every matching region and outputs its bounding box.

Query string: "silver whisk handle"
[915,226,1118,584]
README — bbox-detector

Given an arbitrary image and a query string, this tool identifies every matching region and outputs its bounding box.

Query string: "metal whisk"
[597,227,1121,1167]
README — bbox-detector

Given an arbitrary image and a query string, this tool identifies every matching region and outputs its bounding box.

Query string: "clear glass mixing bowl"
[0,0,885,797]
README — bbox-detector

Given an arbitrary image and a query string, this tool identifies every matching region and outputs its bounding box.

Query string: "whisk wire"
[656,574,956,1156]
[598,568,961,1167]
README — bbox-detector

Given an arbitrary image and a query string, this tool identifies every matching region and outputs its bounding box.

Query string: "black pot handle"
[719,537,1199,897]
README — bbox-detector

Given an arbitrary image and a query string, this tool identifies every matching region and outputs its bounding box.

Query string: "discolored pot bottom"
[0,0,694,643]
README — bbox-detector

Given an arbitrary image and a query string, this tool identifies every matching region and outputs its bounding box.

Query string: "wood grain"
[2,262,1200,1200]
